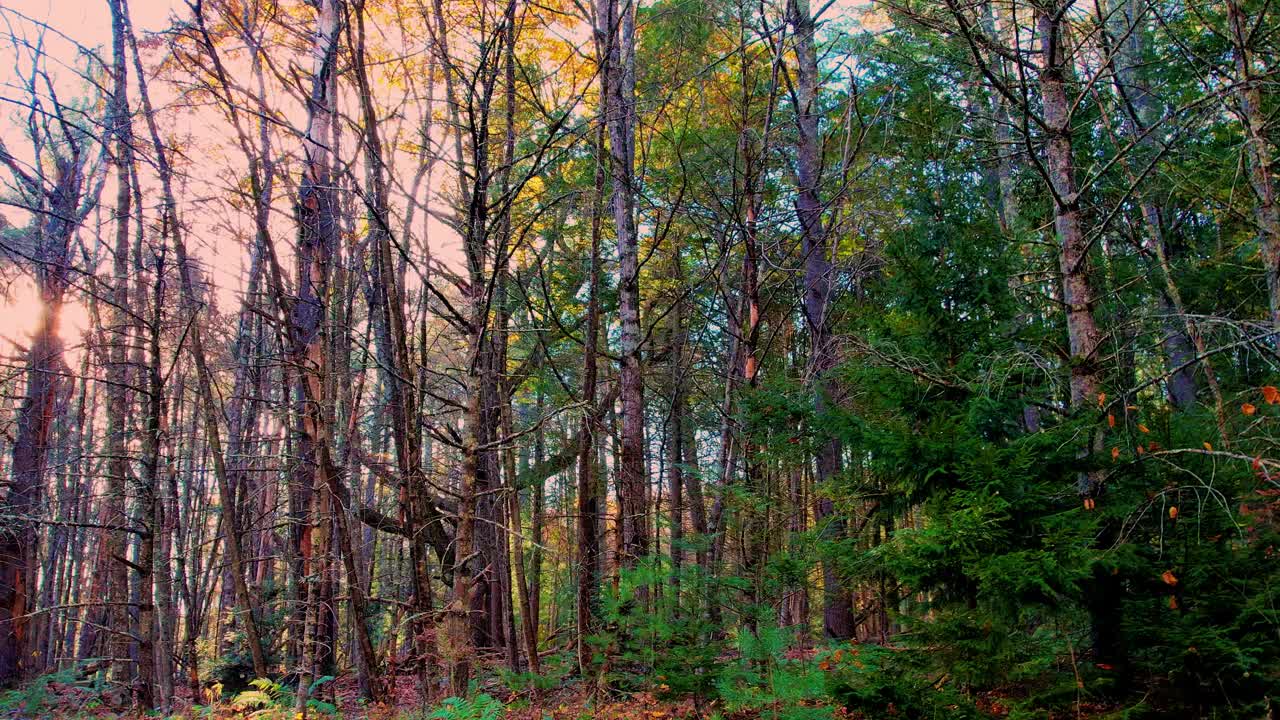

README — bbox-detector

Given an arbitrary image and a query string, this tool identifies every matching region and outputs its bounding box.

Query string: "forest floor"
[1,652,1124,719]
[3,673,847,720]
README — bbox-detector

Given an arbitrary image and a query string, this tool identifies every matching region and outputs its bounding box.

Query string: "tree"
[790,0,854,639]
[0,44,100,685]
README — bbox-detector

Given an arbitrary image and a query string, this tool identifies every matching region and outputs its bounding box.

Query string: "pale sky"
[2,0,175,49]
[0,0,877,354]
[0,1,180,353]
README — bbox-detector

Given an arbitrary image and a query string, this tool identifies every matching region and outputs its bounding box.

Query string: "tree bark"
[600,0,648,567]
[1227,0,1280,336]
[1038,6,1104,438]
[791,0,853,640]
[105,0,135,685]
[121,0,271,685]
[292,1,343,712]
[576,95,607,675]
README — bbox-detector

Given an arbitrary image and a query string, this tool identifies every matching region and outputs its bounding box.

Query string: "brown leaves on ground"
[4,661,1136,720]
[499,687,854,720]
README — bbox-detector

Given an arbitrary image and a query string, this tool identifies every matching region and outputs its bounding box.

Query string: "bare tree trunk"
[0,147,83,681]
[292,2,343,713]
[153,395,177,707]
[576,110,607,675]
[1227,0,1280,335]
[530,393,545,637]
[448,382,481,695]
[134,245,168,712]
[1099,0,1204,413]
[666,294,686,612]
[105,0,136,686]
[1036,0,1120,674]
[505,405,540,674]
[120,0,270,684]
[791,0,852,640]
[500,23,537,661]
[600,0,648,567]
[1038,6,1105,437]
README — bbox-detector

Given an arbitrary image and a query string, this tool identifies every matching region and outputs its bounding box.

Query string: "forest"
[0,0,1278,716]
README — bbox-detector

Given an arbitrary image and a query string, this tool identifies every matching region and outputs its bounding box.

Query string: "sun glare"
[0,277,92,355]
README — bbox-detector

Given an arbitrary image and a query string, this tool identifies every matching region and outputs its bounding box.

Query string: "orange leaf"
[1138,423,1150,434]
[1169,595,1179,610]
[1111,447,1120,461]
[819,661,831,671]
[1243,402,1258,416]
[1161,570,1179,586]
[1097,392,1107,408]
[1203,442,1213,451]
[1137,445,1145,455]
[1264,385,1280,405]
[1107,413,1116,428]
[1169,506,1178,520]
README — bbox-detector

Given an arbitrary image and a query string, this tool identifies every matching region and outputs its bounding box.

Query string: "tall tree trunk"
[0,191,78,684]
[293,1,343,712]
[576,114,607,674]
[1227,0,1280,336]
[791,0,853,640]
[134,245,168,712]
[505,405,540,674]
[666,291,686,612]
[0,141,85,680]
[105,0,136,685]
[1038,6,1104,440]
[600,0,648,567]
[1037,0,1118,673]
[530,393,545,637]
[1104,0,1203,412]
[982,0,1043,432]
[500,11,538,664]
[121,0,270,684]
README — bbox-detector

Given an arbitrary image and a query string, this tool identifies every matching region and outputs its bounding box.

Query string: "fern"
[427,694,505,720]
